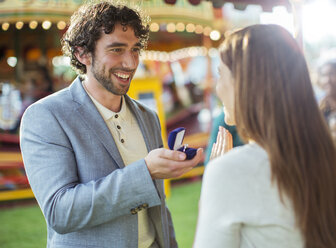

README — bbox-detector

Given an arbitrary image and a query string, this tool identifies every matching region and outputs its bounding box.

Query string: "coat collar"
[68,76,153,167]
[69,77,124,168]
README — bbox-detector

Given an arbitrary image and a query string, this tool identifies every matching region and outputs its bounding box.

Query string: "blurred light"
[42,20,52,30]
[197,108,211,132]
[160,52,170,62]
[208,48,219,58]
[186,23,195,32]
[210,30,221,41]
[302,0,336,43]
[200,47,208,56]
[166,23,176,33]
[7,57,17,67]
[2,22,9,31]
[147,51,154,60]
[176,22,185,32]
[195,25,203,34]
[153,51,159,60]
[52,56,70,67]
[188,47,199,57]
[141,46,211,62]
[15,21,24,30]
[29,21,38,29]
[57,21,66,30]
[260,6,294,36]
[149,22,160,32]
[203,26,212,36]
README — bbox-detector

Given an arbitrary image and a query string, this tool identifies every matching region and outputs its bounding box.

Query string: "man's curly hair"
[61,1,150,75]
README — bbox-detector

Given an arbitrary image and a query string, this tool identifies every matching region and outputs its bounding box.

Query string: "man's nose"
[122,51,138,69]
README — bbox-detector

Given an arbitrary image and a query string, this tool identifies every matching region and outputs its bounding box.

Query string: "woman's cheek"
[216,82,225,104]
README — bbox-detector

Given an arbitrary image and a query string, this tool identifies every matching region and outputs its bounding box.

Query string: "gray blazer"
[20,77,177,248]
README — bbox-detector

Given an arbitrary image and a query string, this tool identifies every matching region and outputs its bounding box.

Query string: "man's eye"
[132,47,141,53]
[111,48,123,53]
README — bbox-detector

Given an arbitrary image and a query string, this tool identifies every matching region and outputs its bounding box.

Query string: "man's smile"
[112,71,133,84]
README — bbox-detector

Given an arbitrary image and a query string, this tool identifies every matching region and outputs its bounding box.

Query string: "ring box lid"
[168,127,185,150]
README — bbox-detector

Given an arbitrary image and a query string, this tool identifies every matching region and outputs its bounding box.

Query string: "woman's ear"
[74,47,91,66]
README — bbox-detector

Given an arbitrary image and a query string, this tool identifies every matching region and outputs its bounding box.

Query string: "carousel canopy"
[0,0,220,52]
[210,0,292,10]
[0,0,215,27]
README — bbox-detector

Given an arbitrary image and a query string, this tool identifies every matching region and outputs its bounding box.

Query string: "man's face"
[89,23,141,95]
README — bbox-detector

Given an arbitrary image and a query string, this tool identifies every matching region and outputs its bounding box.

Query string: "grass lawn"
[0,203,47,248]
[0,180,202,248]
[167,180,202,248]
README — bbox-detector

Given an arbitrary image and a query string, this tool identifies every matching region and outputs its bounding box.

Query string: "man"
[20,2,203,248]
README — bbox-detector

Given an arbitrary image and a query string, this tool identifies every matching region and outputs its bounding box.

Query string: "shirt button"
[115,114,119,118]
[117,125,121,129]
[121,139,125,143]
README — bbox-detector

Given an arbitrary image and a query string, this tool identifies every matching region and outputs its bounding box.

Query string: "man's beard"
[91,57,131,96]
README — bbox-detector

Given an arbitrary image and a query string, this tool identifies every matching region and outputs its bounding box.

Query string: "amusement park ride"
[0,0,302,201]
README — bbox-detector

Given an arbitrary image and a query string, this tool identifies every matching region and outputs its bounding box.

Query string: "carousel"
[0,0,303,200]
[0,0,224,201]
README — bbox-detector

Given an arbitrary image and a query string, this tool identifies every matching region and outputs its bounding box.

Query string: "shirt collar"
[83,83,127,121]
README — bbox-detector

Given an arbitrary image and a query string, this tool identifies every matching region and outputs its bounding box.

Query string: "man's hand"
[144,148,203,179]
[209,126,233,161]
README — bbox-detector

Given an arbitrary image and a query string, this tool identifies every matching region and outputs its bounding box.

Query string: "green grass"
[0,180,202,248]
[0,204,47,248]
[167,180,202,248]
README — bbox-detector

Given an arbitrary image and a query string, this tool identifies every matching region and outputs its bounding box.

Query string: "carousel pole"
[13,28,22,82]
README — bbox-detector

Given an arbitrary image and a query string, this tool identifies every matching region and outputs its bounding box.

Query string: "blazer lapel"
[125,96,165,197]
[69,77,125,168]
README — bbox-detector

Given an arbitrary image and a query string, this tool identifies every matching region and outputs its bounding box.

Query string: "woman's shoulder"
[209,142,267,168]
[204,143,269,183]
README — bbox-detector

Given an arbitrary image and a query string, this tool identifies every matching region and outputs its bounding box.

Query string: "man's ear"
[74,47,91,66]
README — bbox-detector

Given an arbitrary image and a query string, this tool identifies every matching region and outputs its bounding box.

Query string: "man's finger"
[158,148,186,161]
[175,148,203,168]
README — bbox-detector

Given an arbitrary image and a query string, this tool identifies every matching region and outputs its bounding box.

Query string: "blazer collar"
[69,77,162,193]
[68,77,154,166]
[69,77,125,168]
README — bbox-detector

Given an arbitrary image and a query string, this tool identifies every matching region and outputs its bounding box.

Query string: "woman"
[194,24,336,248]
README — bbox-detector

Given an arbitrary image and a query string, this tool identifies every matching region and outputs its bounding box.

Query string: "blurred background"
[1,0,336,247]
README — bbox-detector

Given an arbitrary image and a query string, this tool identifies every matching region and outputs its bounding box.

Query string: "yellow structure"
[0,150,34,201]
[128,78,207,198]
[128,77,167,146]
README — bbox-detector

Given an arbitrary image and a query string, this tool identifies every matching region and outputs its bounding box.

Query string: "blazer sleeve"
[20,102,161,234]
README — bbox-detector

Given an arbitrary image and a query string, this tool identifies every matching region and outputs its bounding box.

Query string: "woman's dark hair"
[61,1,150,75]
